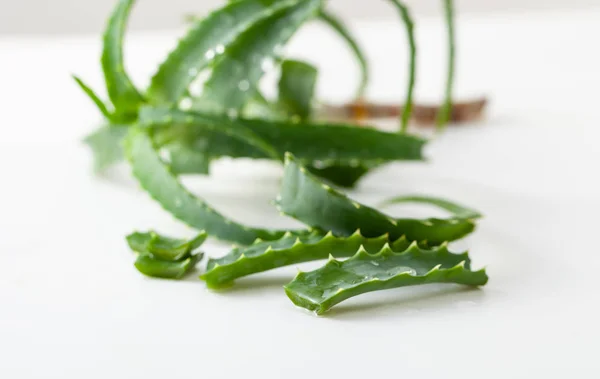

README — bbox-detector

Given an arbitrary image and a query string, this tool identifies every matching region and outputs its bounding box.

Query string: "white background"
[0,0,599,34]
[1,1,599,378]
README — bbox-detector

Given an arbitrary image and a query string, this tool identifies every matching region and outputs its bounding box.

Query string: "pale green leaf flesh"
[126,230,208,261]
[284,243,488,314]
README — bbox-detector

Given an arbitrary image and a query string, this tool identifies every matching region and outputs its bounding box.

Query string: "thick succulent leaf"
[277,153,476,245]
[141,107,426,164]
[126,230,207,261]
[284,242,488,314]
[72,75,113,119]
[162,142,211,176]
[437,0,455,128]
[307,163,373,189]
[83,125,128,172]
[135,253,203,280]
[101,0,144,118]
[138,106,280,161]
[318,10,369,99]
[201,0,321,112]
[124,128,291,245]
[388,0,416,132]
[380,195,482,219]
[278,59,318,120]
[201,230,413,289]
[147,0,295,105]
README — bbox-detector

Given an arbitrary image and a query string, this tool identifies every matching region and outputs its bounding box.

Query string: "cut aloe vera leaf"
[380,195,482,219]
[147,0,298,105]
[135,253,204,280]
[201,230,413,289]
[278,59,318,120]
[277,153,476,245]
[124,128,293,245]
[101,0,144,119]
[200,0,321,112]
[126,231,207,261]
[140,107,426,165]
[284,242,488,314]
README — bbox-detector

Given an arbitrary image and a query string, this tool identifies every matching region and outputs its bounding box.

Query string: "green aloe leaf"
[101,0,144,119]
[284,242,488,314]
[72,75,113,120]
[437,0,455,129]
[124,128,292,245]
[307,163,373,189]
[162,142,211,176]
[141,107,426,165]
[135,253,203,280]
[278,59,318,120]
[277,153,476,245]
[201,0,321,112]
[83,125,128,172]
[380,195,482,219]
[318,9,369,99]
[201,230,413,289]
[388,0,416,132]
[147,0,297,105]
[126,230,207,261]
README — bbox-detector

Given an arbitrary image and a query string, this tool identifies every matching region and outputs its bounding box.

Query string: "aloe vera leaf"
[101,0,144,118]
[307,164,372,189]
[318,10,369,99]
[126,230,208,261]
[437,0,456,129]
[278,59,318,120]
[284,242,488,314]
[202,230,414,289]
[83,125,128,172]
[124,128,290,245]
[201,0,321,112]
[138,106,280,161]
[388,0,416,132]
[162,142,211,176]
[135,253,204,280]
[277,153,476,245]
[147,0,297,106]
[72,75,113,120]
[380,195,482,219]
[140,107,426,164]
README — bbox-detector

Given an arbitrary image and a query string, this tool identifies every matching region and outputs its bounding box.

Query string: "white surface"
[1,8,599,378]
[1,0,599,34]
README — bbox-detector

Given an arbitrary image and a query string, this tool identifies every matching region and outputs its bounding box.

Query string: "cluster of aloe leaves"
[76,0,487,315]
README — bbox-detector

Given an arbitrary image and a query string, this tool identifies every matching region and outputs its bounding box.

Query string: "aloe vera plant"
[77,0,488,315]
[285,242,488,314]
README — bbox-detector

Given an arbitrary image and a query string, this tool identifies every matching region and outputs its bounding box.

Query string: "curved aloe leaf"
[147,0,296,105]
[201,0,321,112]
[380,195,482,219]
[307,164,373,188]
[202,230,413,289]
[141,107,426,165]
[124,128,290,245]
[101,0,144,119]
[388,0,416,132]
[318,10,369,99]
[278,60,318,120]
[284,242,488,314]
[126,230,207,261]
[135,253,203,280]
[138,106,280,161]
[277,153,476,245]
[84,125,128,172]
[437,0,456,129]
[162,142,211,176]
[72,75,113,119]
